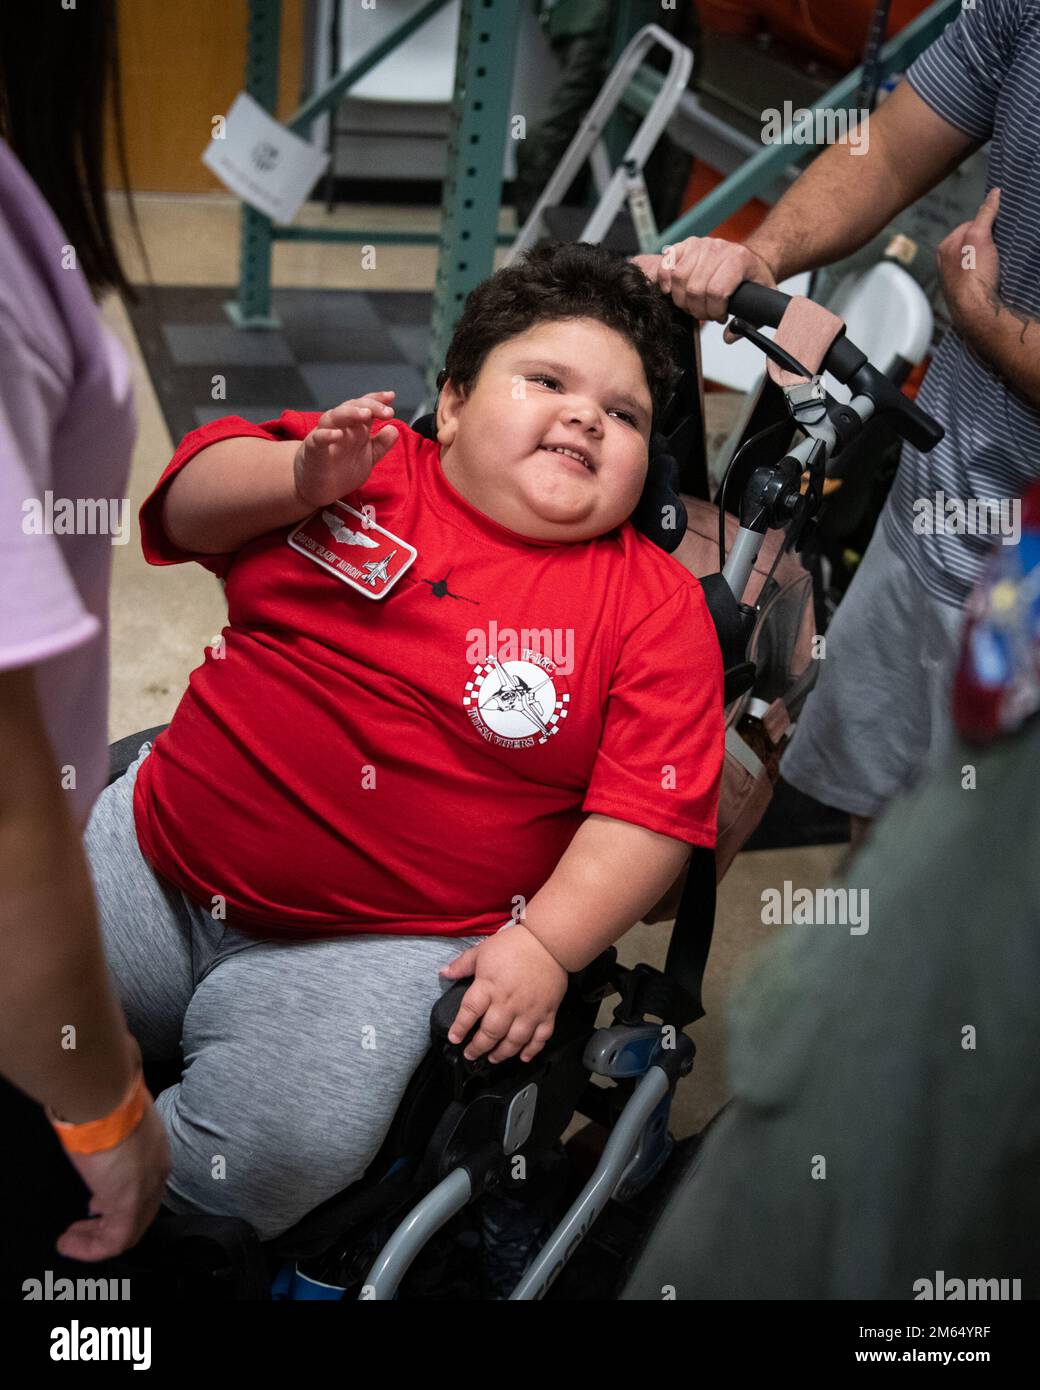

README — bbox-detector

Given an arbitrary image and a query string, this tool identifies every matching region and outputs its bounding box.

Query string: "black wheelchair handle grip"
[727,280,790,330]
[848,361,945,451]
[727,279,944,453]
[727,280,864,381]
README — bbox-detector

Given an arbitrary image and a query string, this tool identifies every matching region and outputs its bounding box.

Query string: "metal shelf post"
[227,0,283,328]
[424,0,521,403]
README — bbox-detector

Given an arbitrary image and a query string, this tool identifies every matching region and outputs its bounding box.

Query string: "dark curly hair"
[0,0,147,302]
[441,241,681,422]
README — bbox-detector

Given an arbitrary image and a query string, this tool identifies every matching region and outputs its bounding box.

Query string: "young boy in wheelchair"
[82,241,724,1242]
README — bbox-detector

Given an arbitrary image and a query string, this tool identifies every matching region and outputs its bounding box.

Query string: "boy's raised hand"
[293,390,400,509]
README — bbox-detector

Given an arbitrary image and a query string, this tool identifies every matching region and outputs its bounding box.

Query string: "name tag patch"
[287,501,416,600]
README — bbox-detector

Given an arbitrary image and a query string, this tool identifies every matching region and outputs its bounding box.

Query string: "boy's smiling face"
[435,317,654,542]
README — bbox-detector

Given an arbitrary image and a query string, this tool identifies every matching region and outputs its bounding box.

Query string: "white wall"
[308,0,562,183]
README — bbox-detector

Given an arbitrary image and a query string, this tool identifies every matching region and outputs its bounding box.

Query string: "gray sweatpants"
[83,745,485,1241]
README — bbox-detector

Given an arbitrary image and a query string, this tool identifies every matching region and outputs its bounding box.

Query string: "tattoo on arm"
[982,281,1038,344]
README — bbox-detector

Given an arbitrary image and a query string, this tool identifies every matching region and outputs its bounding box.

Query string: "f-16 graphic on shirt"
[321,509,379,548]
[462,652,570,746]
[480,655,555,738]
[359,551,397,589]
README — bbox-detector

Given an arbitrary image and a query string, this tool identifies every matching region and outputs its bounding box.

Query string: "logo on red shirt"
[463,652,570,748]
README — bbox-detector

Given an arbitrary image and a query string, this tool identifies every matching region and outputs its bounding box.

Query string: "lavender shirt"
[0,139,136,827]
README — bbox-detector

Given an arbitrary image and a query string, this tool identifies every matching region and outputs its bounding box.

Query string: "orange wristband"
[47,1067,148,1155]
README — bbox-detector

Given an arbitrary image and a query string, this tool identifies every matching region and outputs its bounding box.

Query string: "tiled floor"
[126,285,433,445]
[107,191,847,1140]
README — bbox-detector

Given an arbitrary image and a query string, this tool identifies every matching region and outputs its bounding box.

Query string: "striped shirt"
[882,0,1040,607]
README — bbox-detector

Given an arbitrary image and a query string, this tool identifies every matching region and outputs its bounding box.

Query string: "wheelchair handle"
[727,280,944,454]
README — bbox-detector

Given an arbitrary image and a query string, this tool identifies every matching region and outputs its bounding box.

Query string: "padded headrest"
[408,412,687,554]
[631,433,688,554]
[410,412,439,442]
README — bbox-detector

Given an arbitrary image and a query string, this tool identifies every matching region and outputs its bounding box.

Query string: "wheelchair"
[7,281,944,1302]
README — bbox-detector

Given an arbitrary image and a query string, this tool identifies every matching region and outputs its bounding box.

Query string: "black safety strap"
[663,846,717,1024]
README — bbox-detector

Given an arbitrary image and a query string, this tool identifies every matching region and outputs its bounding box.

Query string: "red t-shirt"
[134,413,724,938]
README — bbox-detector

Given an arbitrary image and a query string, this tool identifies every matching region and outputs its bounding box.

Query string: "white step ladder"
[505,22,694,262]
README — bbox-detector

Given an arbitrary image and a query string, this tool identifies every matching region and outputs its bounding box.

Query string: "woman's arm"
[0,665,172,1262]
[0,665,136,1118]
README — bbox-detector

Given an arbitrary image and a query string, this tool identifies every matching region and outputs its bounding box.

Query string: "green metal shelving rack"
[227,0,521,389]
[226,0,652,401]
[647,0,961,248]
[224,0,960,398]
[423,0,520,402]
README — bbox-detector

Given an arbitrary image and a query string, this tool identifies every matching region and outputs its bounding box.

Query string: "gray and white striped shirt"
[882,0,1040,606]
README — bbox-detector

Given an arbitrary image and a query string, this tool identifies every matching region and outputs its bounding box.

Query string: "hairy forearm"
[747,83,976,283]
[162,437,312,554]
[747,149,896,282]
[964,286,1040,408]
[519,814,692,974]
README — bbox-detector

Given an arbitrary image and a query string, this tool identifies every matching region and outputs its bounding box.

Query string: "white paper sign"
[202,92,330,225]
